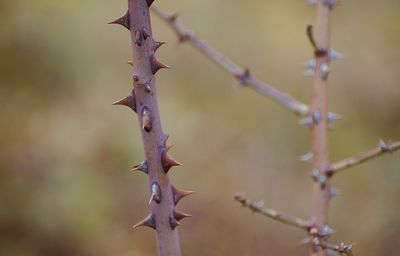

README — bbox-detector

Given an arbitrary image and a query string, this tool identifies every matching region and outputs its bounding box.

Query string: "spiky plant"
[109,1,192,255]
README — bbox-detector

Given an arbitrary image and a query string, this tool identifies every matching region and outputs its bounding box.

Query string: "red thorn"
[131,161,148,174]
[141,107,152,132]
[161,148,182,173]
[169,214,181,230]
[153,41,166,52]
[174,210,192,221]
[146,0,155,7]
[172,186,194,205]
[108,10,130,30]
[149,54,170,75]
[133,214,156,230]
[112,90,136,112]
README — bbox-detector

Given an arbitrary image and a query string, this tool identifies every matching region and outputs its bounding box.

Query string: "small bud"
[141,107,152,132]
[149,182,162,204]
[299,116,313,127]
[321,225,335,236]
[312,111,321,125]
[311,169,319,182]
[379,140,389,152]
[304,60,316,69]
[320,63,330,80]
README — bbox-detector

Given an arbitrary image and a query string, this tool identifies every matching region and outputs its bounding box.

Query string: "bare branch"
[151,5,310,116]
[234,193,311,231]
[303,237,355,256]
[327,140,400,175]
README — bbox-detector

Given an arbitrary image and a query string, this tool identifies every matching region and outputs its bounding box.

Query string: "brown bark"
[111,1,192,255]
[310,1,332,255]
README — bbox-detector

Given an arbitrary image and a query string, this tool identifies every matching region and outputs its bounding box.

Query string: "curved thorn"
[131,161,148,174]
[153,41,166,52]
[112,90,136,112]
[149,54,170,74]
[133,214,156,230]
[172,186,194,205]
[161,148,182,173]
[108,10,130,30]
[174,210,192,221]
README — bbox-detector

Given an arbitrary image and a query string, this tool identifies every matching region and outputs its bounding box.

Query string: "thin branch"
[327,140,400,175]
[234,193,311,231]
[303,237,354,256]
[151,5,310,116]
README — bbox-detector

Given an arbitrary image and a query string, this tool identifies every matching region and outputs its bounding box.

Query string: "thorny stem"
[151,5,310,116]
[327,140,400,176]
[234,193,311,231]
[111,1,191,255]
[309,1,333,255]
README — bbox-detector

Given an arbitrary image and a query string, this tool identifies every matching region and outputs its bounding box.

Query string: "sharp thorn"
[172,186,194,205]
[169,214,181,230]
[131,161,148,174]
[299,152,313,162]
[108,10,130,30]
[112,90,136,112]
[161,149,183,173]
[149,54,170,75]
[174,210,192,221]
[153,41,166,52]
[133,214,156,230]
[146,0,155,7]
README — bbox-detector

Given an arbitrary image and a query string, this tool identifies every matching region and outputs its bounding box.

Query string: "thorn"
[174,210,192,221]
[308,0,317,5]
[379,139,389,152]
[321,225,335,237]
[153,41,166,52]
[133,214,156,230]
[172,186,194,205]
[299,152,313,162]
[112,90,136,112]
[127,60,133,66]
[304,69,315,77]
[304,60,316,69]
[320,63,330,80]
[327,112,341,123]
[131,161,148,174]
[108,10,130,30]
[329,187,342,199]
[149,182,162,204]
[169,13,178,22]
[144,84,153,94]
[234,68,250,85]
[169,214,181,230]
[329,48,344,61]
[299,116,313,127]
[141,107,152,132]
[149,54,170,75]
[146,0,155,7]
[161,147,182,173]
[311,169,319,182]
[312,111,321,125]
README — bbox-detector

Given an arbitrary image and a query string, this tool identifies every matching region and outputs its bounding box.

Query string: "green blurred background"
[1,0,399,255]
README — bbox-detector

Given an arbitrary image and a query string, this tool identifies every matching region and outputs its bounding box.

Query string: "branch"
[151,5,310,116]
[327,140,400,175]
[234,193,311,231]
[303,237,354,256]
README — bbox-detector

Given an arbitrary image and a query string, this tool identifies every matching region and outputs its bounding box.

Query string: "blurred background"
[1,0,399,255]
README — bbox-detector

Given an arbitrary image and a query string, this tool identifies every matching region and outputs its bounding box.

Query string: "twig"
[234,193,311,231]
[151,5,310,116]
[327,140,400,175]
[303,237,355,256]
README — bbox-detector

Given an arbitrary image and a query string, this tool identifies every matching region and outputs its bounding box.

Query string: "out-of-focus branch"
[303,237,354,256]
[151,5,310,116]
[234,193,311,231]
[327,140,400,175]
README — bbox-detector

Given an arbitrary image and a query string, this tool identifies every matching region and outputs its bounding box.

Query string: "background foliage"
[1,0,399,255]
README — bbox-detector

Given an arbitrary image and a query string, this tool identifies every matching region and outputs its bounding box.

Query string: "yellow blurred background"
[1,0,399,255]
